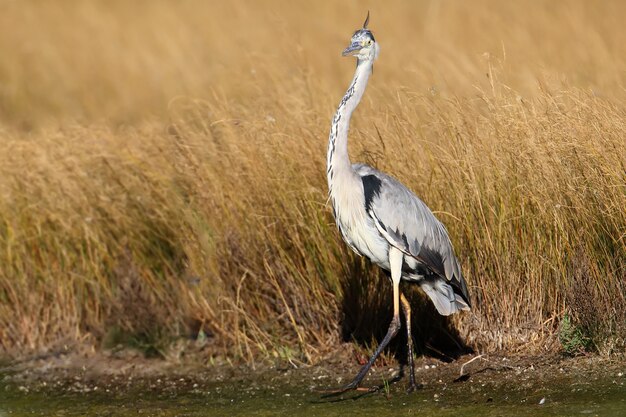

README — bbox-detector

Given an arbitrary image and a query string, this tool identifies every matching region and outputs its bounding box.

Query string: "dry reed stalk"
[0,0,624,361]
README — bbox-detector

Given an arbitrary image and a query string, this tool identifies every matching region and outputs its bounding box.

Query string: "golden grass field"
[0,0,624,362]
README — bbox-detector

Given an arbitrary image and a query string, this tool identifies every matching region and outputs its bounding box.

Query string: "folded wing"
[355,163,471,313]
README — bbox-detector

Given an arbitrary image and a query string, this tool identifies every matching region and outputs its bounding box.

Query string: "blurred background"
[1,0,624,127]
[0,0,624,362]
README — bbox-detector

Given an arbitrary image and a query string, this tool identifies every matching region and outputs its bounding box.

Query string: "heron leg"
[332,312,400,393]
[324,247,403,395]
[400,292,418,392]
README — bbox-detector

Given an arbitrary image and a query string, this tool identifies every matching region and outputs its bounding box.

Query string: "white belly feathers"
[333,194,389,268]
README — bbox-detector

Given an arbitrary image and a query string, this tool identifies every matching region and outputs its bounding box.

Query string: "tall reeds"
[0,0,624,360]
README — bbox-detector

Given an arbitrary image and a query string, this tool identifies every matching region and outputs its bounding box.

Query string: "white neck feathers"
[326,60,373,194]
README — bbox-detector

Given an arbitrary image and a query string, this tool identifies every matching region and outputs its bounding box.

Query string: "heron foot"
[406,382,423,393]
[320,382,377,397]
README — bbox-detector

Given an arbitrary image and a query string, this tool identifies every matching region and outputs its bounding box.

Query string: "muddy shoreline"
[2,347,624,396]
[1,348,625,416]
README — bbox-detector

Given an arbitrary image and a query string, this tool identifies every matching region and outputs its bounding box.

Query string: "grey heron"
[326,12,471,393]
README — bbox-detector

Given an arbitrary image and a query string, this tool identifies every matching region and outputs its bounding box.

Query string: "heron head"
[342,12,379,62]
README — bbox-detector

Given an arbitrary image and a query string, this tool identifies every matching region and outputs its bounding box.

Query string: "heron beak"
[342,42,362,56]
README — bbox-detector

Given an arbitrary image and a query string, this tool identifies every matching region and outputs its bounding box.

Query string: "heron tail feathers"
[420,279,470,316]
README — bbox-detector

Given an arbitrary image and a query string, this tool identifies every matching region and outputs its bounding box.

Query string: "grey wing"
[354,164,471,307]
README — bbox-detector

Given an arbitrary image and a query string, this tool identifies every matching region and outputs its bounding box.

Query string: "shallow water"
[1,369,625,417]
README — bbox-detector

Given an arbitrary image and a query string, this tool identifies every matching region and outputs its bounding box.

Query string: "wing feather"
[354,163,471,306]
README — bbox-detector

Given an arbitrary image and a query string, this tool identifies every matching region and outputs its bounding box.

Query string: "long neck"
[327,59,373,192]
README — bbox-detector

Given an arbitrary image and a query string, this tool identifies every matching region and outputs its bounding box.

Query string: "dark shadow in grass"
[340,257,472,367]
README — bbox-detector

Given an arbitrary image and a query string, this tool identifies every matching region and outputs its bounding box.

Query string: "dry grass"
[0,0,624,361]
